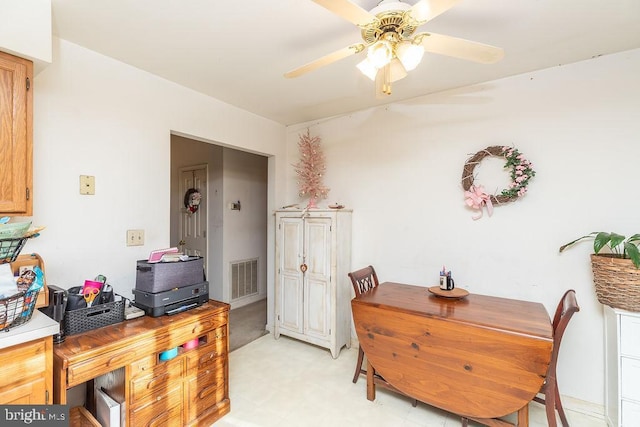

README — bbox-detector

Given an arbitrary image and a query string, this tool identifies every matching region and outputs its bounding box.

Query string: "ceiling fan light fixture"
[288,0,504,98]
[369,0,411,16]
[374,58,407,98]
[389,57,408,82]
[356,58,378,81]
[409,1,431,22]
[396,41,424,71]
[367,39,393,68]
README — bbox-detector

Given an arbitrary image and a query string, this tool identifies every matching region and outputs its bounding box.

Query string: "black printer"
[132,256,209,316]
[133,281,209,317]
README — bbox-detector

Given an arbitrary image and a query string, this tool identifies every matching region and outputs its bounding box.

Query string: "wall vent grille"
[231,258,258,300]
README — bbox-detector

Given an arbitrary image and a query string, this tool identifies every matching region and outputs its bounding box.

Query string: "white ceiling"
[50,0,640,126]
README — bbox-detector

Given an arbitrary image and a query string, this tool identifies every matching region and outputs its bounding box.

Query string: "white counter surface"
[0,309,59,350]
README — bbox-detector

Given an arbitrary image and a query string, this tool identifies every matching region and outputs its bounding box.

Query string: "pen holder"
[439,275,455,290]
[66,286,87,310]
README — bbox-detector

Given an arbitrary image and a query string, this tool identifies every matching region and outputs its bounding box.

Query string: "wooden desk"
[54,300,230,427]
[351,282,552,427]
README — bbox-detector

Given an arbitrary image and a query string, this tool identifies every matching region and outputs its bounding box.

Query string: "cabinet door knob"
[300,263,308,273]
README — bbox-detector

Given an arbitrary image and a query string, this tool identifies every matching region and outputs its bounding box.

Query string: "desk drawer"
[130,358,183,402]
[185,361,227,421]
[130,383,183,427]
[68,347,143,387]
[186,336,226,373]
[130,354,158,378]
[168,313,226,346]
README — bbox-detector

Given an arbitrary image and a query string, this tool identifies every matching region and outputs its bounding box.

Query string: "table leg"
[517,404,529,426]
[366,360,375,401]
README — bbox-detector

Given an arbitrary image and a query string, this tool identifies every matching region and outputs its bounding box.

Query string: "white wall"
[26,37,286,332]
[0,0,51,65]
[222,149,268,307]
[284,48,640,409]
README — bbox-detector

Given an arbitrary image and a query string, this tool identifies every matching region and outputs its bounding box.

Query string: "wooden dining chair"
[532,289,580,427]
[348,265,379,384]
[461,289,580,427]
[349,266,418,407]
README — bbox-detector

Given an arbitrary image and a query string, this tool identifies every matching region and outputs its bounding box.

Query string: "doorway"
[170,134,268,347]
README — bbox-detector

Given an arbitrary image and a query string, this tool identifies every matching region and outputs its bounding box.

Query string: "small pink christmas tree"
[294,130,329,208]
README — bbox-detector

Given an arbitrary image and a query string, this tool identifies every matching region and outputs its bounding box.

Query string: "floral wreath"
[184,188,202,214]
[461,146,535,220]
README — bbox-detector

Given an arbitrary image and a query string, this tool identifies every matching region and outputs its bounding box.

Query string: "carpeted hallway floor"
[229,298,268,352]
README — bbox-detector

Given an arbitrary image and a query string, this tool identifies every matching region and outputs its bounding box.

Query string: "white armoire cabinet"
[604,305,640,426]
[274,209,352,358]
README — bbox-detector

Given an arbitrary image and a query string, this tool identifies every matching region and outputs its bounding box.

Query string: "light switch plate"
[126,229,144,246]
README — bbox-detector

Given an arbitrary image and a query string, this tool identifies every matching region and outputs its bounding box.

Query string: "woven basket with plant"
[560,232,640,311]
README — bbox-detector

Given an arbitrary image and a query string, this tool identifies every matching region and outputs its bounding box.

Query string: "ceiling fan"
[284,0,504,97]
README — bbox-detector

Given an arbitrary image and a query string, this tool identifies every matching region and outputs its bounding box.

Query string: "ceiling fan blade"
[408,0,463,23]
[312,0,376,26]
[415,32,504,64]
[284,43,366,78]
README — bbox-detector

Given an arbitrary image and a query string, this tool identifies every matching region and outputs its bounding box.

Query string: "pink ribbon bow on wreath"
[464,185,493,220]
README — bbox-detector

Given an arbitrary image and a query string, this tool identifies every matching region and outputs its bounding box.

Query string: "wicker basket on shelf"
[591,254,640,312]
[0,235,41,332]
[0,236,29,263]
[0,288,40,332]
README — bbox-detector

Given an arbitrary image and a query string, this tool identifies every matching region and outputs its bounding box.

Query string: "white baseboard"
[563,395,605,420]
[229,294,266,310]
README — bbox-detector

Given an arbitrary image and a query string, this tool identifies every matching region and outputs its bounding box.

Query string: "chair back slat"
[348,265,379,296]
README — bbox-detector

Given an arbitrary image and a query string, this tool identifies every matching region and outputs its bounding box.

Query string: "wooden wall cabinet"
[0,336,53,404]
[605,305,640,426]
[0,50,33,216]
[274,209,352,358]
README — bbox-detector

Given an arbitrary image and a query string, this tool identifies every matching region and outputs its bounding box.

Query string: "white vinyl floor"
[215,334,606,427]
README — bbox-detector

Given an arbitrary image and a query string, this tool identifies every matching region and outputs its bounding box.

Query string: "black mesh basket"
[0,237,29,263]
[0,289,41,332]
[64,298,125,336]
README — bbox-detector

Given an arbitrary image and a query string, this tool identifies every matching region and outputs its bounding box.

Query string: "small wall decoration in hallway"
[184,188,202,214]
[294,129,329,208]
[462,146,535,220]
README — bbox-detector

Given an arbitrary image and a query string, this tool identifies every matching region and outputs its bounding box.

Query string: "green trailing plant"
[559,232,640,268]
